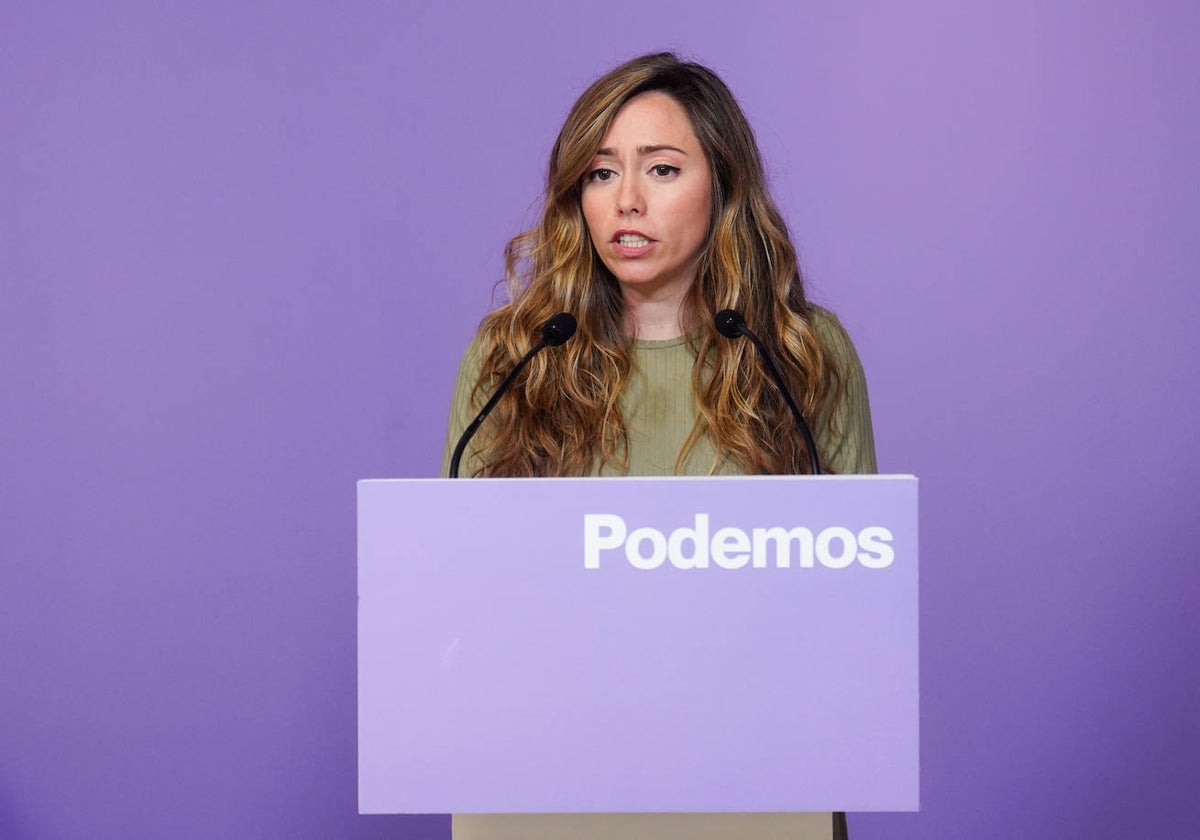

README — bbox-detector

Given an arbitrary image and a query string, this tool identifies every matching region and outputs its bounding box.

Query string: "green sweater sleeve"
[810,307,878,475]
[440,336,485,478]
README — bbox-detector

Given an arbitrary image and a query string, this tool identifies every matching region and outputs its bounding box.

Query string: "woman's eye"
[587,168,616,182]
[651,164,680,177]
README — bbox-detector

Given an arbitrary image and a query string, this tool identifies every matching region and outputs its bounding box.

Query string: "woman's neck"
[622,282,689,340]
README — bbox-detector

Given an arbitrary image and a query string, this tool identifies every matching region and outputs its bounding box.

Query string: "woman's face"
[581,92,712,302]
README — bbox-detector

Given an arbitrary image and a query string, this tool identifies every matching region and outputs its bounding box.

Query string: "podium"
[358,475,918,814]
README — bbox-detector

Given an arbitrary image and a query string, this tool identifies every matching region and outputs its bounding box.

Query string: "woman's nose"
[616,174,644,215]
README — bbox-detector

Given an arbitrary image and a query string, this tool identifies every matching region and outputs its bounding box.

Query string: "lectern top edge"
[357,473,917,486]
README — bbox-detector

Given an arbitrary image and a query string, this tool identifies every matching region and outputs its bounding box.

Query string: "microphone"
[449,312,578,478]
[539,311,577,347]
[714,309,822,475]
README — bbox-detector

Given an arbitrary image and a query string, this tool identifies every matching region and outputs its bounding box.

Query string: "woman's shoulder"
[807,303,852,345]
[806,303,866,371]
[447,331,486,399]
[805,303,877,474]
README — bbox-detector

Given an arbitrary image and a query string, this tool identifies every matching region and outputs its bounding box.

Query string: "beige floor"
[453,812,834,839]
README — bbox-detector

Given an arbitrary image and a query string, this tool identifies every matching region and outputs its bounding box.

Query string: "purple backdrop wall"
[2,3,1197,838]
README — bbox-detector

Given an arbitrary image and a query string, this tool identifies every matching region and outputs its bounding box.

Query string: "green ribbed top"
[441,306,876,478]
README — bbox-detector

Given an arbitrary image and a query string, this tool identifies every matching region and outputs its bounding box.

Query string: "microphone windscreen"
[541,312,578,347]
[714,309,746,339]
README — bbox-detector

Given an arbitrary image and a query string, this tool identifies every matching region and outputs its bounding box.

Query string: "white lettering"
[711,526,751,569]
[668,513,709,569]
[816,526,856,569]
[582,515,898,572]
[583,513,626,569]
[857,526,895,568]
[626,527,667,570]
[752,526,815,568]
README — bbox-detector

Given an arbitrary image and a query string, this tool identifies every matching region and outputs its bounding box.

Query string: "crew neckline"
[632,334,691,349]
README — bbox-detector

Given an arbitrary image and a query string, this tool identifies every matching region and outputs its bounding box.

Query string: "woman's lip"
[612,238,656,257]
[611,229,654,243]
[609,229,657,255]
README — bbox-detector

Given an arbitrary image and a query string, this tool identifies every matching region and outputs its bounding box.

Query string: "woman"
[443,53,873,840]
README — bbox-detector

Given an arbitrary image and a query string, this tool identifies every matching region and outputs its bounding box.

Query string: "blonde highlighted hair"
[467,52,844,476]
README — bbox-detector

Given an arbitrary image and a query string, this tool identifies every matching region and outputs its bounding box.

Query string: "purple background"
[2,3,1197,839]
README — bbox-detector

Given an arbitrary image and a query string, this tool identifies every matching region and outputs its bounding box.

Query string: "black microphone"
[714,309,822,475]
[449,313,578,478]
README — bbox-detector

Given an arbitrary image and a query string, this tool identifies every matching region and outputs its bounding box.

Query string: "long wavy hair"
[466,52,844,476]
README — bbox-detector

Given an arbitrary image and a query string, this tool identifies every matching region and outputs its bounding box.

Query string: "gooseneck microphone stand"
[448,312,577,479]
[714,309,822,475]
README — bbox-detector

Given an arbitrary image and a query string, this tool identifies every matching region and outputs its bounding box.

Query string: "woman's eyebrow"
[594,144,689,157]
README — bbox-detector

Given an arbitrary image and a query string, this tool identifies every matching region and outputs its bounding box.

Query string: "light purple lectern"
[358,475,918,814]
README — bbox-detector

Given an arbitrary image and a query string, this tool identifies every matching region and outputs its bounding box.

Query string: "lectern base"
[452,811,840,840]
